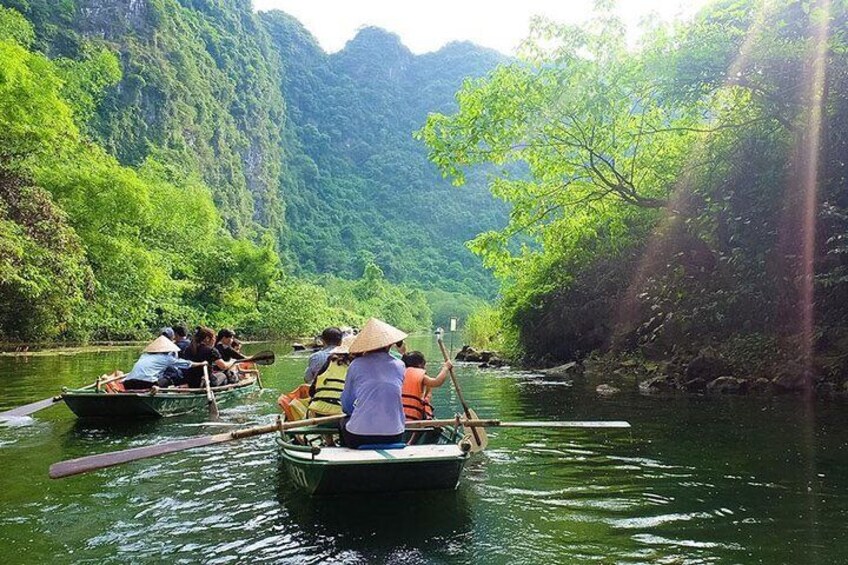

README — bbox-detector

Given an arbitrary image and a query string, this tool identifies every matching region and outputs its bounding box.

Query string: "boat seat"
[356,442,406,450]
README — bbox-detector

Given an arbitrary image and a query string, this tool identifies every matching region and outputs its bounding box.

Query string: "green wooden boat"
[61,376,260,419]
[278,424,471,495]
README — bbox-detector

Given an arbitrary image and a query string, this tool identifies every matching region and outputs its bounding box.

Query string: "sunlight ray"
[615,0,778,342]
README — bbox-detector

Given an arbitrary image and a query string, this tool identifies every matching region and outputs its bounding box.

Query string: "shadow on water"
[274,454,475,563]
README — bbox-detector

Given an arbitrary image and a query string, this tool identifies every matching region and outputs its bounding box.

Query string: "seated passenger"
[401,351,452,421]
[308,338,353,417]
[340,318,408,448]
[231,339,243,354]
[122,336,206,390]
[215,328,246,362]
[183,326,237,387]
[305,327,343,384]
[173,325,191,355]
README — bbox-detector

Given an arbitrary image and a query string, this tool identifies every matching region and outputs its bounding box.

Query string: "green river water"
[1,335,846,564]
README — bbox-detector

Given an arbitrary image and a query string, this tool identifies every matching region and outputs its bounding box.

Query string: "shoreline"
[0,338,284,358]
[0,342,147,357]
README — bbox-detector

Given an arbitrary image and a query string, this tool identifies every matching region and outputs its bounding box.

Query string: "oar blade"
[465,409,488,452]
[248,350,275,366]
[49,415,342,480]
[202,365,219,421]
[0,396,61,419]
[49,433,229,479]
[499,421,632,429]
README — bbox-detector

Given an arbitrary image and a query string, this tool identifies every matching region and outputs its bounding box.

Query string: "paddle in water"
[437,337,487,452]
[202,364,219,420]
[49,414,345,479]
[232,350,273,389]
[0,372,125,420]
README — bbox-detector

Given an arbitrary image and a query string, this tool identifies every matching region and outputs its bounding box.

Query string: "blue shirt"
[125,353,193,383]
[341,351,406,436]
[305,346,335,384]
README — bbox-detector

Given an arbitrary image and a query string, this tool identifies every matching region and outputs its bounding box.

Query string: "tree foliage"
[263,13,508,297]
[425,0,848,363]
[0,7,434,341]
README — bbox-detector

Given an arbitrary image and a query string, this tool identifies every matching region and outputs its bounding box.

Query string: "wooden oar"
[437,337,487,452]
[405,418,632,429]
[230,350,273,389]
[0,371,125,419]
[273,418,632,435]
[202,364,219,420]
[231,350,275,366]
[49,414,345,479]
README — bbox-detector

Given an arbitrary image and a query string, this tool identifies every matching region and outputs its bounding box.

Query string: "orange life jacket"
[402,367,434,421]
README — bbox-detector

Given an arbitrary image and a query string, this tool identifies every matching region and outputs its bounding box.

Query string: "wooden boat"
[61,374,260,419]
[277,422,471,495]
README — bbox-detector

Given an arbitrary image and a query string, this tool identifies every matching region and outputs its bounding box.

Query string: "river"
[1,335,846,564]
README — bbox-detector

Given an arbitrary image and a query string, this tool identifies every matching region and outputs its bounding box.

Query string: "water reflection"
[276,457,475,562]
[0,336,847,563]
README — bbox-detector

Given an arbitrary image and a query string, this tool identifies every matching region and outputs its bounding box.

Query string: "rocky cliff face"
[6,0,286,236]
[77,0,150,39]
[263,14,509,294]
[5,0,508,294]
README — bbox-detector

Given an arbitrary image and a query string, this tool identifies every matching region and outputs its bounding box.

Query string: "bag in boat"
[278,384,311,421]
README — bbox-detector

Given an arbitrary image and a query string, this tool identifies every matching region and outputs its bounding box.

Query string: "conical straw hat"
[349,318,408,354]
[332,335,356,355]
[143,335,180,354]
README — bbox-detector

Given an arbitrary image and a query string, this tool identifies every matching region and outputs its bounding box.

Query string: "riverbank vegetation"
[0,0,514,343]
[422,0,848,392]
[0,6,436,342]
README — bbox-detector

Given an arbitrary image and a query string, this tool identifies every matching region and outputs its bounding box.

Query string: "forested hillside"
[0,0,505,341]
[263,14,506,296]
[424,0,848,392]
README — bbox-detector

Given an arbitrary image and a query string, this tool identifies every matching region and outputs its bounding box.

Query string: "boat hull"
[62,379,259,419]
[278,439,469,495]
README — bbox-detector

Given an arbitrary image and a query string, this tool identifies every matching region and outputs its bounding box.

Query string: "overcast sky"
[253,0,709,55]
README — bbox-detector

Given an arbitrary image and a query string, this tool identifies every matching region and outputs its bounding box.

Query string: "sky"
[252,0,710,55]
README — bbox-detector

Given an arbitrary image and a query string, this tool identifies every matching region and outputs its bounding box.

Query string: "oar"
[286,419,633,433]
[0,371,125,419]
[437,337,487,452]
[231,350,275,366]
[202,364,219,420]
[230,350,273,389]
[49,414,345,479]
[405,418,632,429]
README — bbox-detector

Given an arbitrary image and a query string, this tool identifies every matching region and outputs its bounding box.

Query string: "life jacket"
[307,362,347,416]
[402,367,434,421]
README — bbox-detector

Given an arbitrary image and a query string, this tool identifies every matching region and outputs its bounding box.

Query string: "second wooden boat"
[61,375,260,419]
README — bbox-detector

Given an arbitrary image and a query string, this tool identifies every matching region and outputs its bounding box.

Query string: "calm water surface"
[1,336,846,564]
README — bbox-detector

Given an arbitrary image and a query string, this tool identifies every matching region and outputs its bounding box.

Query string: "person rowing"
[339,318,408,448]
[215,328,246,362]
[182,326,238,388]
[401,351,452,421]
[122,336,207,391]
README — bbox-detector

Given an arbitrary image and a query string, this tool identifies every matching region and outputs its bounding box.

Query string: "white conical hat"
[349,318,408,354]
[143,335,180,354]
